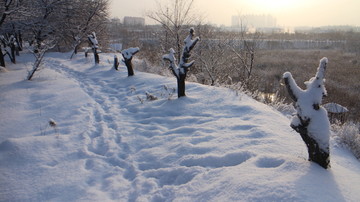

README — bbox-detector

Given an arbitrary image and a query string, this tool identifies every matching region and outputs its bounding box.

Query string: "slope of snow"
[0,53,359,201]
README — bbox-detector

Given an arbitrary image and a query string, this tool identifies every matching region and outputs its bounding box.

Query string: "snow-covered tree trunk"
[9,35,16,63]
[0,34,16,64]
[163,28,200,98]
[88,32,99,64]
[121,47,139,76]
[283,57,330,169]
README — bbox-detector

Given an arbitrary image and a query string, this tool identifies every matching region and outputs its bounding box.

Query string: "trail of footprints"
[47,60,136,182]
[48,59,286,197]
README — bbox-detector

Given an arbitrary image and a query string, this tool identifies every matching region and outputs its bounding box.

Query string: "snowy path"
[46,56,306,200]
[46,57,140,199]
[1,53,360,201]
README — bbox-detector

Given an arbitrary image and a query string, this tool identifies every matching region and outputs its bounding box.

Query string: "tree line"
[0,0,109,76]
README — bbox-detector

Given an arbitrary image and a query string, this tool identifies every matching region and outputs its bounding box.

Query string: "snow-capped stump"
[163,27,200,98]
[323,102,349,123]
[283,57,330,169]
[121,47,140,76]
[323,103,348,113]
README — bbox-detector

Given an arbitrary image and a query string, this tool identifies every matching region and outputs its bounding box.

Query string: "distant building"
[123,16,145,26]
[232,14,277,28]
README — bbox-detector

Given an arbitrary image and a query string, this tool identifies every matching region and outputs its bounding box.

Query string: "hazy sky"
[109,0,360,27]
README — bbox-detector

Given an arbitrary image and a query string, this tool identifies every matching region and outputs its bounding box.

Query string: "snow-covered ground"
[0,53,359,201]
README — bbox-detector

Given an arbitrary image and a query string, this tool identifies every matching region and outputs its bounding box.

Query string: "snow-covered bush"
[332,121,360,159]
[163,28,200,98]
[283,57,331,169]
[121,47,140,76]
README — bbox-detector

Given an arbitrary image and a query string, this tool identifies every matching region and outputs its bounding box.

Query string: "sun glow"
[250,0,300,12]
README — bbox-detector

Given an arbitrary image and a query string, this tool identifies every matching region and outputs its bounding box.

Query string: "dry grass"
[254,49,360,122]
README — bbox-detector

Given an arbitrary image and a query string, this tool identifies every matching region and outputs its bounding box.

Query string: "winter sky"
[110,0,360,27]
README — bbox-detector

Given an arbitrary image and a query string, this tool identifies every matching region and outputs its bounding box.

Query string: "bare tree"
[27,39,56,80]
[0,0,25,27]
[68,0,109,58]
[24,0,67,80]
[0,0,27,67]
[228,22,262,90]
[148,0,198,61]
[194,25,233,86]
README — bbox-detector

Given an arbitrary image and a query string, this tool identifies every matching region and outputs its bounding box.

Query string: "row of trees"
[127,0,331,168]
[0,0,109,79]
[1,0,333,168]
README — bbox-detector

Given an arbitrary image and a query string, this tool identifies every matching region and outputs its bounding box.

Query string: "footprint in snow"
[255,156,285,168]
[180,151,254,168]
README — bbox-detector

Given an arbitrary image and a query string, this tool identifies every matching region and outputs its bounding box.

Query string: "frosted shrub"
[332,122,360,159]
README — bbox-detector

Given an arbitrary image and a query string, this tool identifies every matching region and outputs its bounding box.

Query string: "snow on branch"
[163,48,180,78]
[183,27,200,53]
[121,47,140,60]
[179,27,200,72]
[88,32,98,49]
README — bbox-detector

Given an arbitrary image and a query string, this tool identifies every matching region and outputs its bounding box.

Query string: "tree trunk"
[0,50,5,67]
[18,31,23,51]
[10,44,16,63]
[93,48,99,64]
[114,56,119,70]
[177,73,186,97]
[124,58,134,76]
[291,121,330,169]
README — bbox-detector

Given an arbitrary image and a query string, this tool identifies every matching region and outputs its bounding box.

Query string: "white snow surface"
[1,53,360,201]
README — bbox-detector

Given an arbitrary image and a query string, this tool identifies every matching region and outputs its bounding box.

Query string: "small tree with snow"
[88,32,99,64]
[163,28,200,98]
[283,57,330,169]
[0,34,16,64]
[121,47,140,76]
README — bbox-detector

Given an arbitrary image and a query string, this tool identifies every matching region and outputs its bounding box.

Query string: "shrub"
[332,121,360,159]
